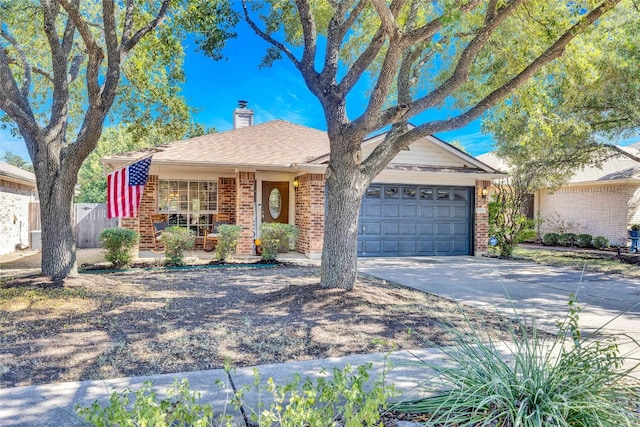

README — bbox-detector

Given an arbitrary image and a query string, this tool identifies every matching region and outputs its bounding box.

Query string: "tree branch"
[241,0,301,69]
[362,0,622,179]
[0,28,32,98]
[375,0,527,129]
[295,0,317,76]
[121,0,170,55]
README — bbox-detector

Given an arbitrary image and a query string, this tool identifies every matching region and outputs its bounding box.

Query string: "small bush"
[76,364,395,427]
[559,232,578,247]
[253,363,395,426]
[260,223,299,261]
[542,232,560,246]
[215,224,242,261]
[576,233,593,248]
[76,379,220,426]
[393,296,640,426]
[162,226,194,266]
[593,235,610,249]
[99,227,138,268]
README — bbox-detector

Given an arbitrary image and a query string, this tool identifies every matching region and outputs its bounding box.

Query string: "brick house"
[102,105,503,258]
[478,144,640,247]
[0,161,37,256]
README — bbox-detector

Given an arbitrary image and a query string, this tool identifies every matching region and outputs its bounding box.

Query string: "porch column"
[294,173,325,259]
[121,174,158,254]
[474,179,490,255]
[236,171,256,256]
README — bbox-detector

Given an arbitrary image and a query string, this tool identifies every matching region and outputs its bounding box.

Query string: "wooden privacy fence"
[28,202,118,248]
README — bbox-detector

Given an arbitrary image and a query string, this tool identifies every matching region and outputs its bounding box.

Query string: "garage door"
[358,184,473,256]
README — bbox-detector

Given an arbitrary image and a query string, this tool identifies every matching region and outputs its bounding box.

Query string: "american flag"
[107,156,152,219]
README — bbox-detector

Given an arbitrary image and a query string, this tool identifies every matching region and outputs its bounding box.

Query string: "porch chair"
[150,214,169,254]
[203,213,231,252]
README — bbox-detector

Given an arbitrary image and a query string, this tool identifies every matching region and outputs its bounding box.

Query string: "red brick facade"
[235,171,256,255]
[474,179,490,254]
[218,177,237,224]
[122,173,489,258]
[294,173,325,257]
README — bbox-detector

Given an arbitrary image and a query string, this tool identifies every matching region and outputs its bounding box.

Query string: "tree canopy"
[0,0,233,279]
[484,1,640,175]
[195,0,626,289]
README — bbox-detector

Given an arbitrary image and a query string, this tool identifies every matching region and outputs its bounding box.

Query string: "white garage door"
[358,184,473,256]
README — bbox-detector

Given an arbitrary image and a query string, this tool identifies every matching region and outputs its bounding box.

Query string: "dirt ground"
[0,265,516,388]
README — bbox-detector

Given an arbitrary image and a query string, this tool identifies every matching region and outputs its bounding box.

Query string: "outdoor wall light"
[292,177,300,188]
[481,187,489,198]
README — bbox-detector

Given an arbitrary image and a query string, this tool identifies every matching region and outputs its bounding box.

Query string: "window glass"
[384,186,400,198]
[366,186,381,198]
[420,188,433,200]
[403,187,416,199]
[158,179,218,236]
[437,190,450,200]
[453,190,466,201]
[269,188,282,219]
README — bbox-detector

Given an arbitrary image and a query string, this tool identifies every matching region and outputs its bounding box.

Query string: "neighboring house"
[0,160,37,255]
[478,144,640,246]
[102,104,504,258]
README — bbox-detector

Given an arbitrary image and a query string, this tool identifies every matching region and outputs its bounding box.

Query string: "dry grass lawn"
[0,265,516,388]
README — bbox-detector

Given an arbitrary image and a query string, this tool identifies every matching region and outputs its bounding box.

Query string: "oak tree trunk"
[320,134,367,290]
[30,132,81,280]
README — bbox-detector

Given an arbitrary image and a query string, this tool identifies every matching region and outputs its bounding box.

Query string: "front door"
[262,181,289,224]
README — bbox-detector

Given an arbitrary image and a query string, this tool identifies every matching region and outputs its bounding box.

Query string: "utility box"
[30,230,42,250]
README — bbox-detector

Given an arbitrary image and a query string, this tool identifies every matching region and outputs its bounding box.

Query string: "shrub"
[542,232,560,246]
[215,224,242,261]
[99,227,138,268]
[260,223,299,261]
[558,232,578,247]
[630,224,640,231]
[162,226,194,266]
[593,236,610,249]
[76,364,395,427]
[393,295,640,426]
[76,379,220,426]
[252,363,395,426]
[576,233,593,248]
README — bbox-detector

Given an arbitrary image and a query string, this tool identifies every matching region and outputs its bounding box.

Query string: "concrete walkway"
[1,254,639,426]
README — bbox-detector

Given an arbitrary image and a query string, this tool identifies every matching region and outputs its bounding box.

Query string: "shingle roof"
[477,143,640,184]
[0,160,36,185]
[103,120,330,167]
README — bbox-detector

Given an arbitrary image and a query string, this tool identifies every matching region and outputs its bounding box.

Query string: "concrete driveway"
[358,256,640,363]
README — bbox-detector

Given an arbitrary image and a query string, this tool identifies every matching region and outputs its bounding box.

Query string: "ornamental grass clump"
[393,295,640,427]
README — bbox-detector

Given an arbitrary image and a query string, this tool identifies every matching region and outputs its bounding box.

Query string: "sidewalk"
[0,347,470,426]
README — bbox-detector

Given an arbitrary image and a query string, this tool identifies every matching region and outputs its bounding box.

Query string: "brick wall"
[0,180,33,255]
[236,172,256,255]
[537,183,638,246]
[218,177,236,224]
[474,180,490,254]
[294,173,325,257]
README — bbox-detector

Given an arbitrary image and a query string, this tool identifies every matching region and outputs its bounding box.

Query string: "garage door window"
[420,188,433,200]
[437,190,450,200]
[366,186,381,198]
[453,190,467,201]
[403,187,416,199]
[384,187,400,198]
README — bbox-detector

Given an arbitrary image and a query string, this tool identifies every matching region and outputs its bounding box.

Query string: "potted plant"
[629,224,640,238]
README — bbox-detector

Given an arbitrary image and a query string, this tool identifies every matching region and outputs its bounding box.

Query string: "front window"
[158,180,217,236]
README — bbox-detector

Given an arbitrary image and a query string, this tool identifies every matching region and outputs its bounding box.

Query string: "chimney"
[233,100,254,129]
